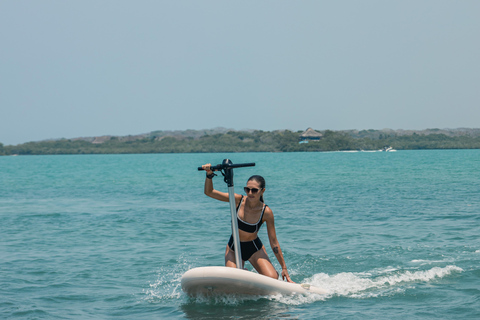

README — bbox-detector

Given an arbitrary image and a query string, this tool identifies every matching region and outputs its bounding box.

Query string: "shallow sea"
[1,150,479,319]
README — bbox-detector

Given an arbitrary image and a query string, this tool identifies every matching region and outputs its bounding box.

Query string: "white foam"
[144,256,193,302]
[267,291,326,305]
[304,265,463,299]
[145,269,183,301]
[410,258,454,265]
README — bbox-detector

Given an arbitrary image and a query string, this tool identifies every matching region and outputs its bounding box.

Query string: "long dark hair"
[248,175,266,202]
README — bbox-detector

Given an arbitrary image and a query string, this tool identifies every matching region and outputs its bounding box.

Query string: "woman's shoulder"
[234,194,243,200]
[234,194,244,204]
[263,204,274,218]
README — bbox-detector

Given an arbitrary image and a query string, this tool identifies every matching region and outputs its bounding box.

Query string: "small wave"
[144,270,183,301]
[303,265,463,299]
[143,255,193,302]
[410,258,455,266]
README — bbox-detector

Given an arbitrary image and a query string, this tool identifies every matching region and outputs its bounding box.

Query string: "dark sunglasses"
[244,187,261,194]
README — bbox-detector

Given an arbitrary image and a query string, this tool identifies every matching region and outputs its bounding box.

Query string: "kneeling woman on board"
[202,164,294,283]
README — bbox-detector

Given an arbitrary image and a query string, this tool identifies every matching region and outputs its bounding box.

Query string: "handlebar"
[199,159,255,187]
[198,161,255,171]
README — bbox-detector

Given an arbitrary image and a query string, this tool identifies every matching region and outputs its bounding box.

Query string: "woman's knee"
[263,268,279,279]
[251,256,278,279]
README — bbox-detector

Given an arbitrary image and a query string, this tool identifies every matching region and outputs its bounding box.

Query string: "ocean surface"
[1,150,479,319]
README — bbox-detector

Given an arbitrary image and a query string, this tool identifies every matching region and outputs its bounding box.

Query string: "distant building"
[299,128,323,143]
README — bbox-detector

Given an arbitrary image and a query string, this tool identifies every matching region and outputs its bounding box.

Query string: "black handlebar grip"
[198,162,255,171]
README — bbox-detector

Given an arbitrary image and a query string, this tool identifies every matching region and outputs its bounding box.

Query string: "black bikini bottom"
[228,235,263,261]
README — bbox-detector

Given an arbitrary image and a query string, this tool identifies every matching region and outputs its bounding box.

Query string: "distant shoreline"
[1,128,480,155]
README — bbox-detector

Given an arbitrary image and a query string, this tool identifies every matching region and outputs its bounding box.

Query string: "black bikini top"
[236,196,266,233]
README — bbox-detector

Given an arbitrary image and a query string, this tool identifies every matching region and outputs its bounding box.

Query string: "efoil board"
[181,266,327,296]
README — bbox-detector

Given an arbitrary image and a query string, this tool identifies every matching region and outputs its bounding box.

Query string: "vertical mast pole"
[222,159,242,269]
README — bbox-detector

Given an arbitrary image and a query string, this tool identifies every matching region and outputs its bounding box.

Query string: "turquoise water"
[1,150,479,319]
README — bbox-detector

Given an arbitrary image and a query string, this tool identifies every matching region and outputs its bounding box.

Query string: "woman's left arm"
[264,207,294,283]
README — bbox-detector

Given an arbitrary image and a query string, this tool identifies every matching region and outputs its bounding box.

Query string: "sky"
[1,1,479,145]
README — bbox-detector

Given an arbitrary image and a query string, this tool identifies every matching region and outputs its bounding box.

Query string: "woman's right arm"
[203,163,241,203]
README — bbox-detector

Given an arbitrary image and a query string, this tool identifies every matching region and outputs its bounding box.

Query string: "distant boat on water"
[380,146,396,152]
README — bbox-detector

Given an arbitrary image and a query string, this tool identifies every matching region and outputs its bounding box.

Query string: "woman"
[202,163,294,283]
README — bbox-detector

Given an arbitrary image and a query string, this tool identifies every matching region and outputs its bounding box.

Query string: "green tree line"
[2,130,480,156]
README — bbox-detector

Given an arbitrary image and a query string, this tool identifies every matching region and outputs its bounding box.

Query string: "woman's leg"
[225,245,244,268]
[249,246,279,279]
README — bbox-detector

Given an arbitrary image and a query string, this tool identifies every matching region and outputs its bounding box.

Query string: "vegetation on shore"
[1,128,480,155]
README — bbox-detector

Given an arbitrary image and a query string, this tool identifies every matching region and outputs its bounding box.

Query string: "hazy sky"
[1,1,479,145]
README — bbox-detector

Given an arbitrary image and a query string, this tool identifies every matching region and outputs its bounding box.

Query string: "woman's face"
[244,180,264,200]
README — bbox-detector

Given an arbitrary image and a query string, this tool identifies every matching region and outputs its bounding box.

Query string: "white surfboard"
[181,266,328,296]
